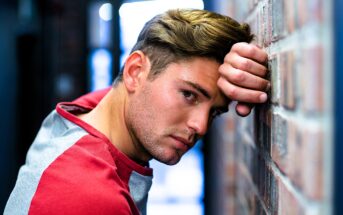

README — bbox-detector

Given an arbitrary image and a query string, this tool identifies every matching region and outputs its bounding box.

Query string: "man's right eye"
[181,90,198,104]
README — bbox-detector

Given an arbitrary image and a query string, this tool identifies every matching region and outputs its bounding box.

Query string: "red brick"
[307,0,324,23]
[274,120,324,201]
[286,120,303,190]
[224,198,237,215]
[297,0,307,28]
[299,45,324,113]
[225,163,238,194]
[301,126,324,200]
[297,0,324,27]
[271,117,324,200]
[284,0,296,33]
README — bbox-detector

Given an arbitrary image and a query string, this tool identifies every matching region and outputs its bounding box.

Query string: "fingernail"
[260,93,268,102]
[266,83,271,91]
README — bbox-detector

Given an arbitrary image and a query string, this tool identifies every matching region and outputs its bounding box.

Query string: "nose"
[187,110,209,137]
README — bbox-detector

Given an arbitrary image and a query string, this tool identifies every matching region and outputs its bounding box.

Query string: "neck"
[78,85,150,165]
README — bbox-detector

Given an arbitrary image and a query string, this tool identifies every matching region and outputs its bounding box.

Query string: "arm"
[217,42,269,116]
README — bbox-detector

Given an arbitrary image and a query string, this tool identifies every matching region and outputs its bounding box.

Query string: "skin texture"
[125,56,228,165]
[79,42,269,166]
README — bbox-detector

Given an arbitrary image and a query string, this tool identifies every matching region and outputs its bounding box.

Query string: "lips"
[170,135,193,150]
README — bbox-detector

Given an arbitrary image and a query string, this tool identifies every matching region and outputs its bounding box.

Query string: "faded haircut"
[113,9,254,85]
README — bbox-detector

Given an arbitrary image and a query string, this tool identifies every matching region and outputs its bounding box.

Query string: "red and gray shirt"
[5,88,153,215]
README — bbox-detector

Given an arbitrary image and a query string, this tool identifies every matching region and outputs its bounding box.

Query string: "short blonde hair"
[115,9,254,83]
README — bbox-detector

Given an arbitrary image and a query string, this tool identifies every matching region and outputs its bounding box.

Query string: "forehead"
[176,58,220,85]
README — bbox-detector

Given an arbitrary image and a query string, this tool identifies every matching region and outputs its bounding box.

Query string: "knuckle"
[241,59,251,71]
[227,85,238,99]
[232,69,245,82]
[223,52,234,64]
[218,64,226,75]
[247,46,256,57]
[231,42,244,52]
[256,64,268,77]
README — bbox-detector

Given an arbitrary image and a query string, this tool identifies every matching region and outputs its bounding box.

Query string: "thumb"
[235,102,253,117]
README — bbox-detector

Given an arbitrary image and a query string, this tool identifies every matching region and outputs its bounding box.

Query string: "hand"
[217,42,269,117]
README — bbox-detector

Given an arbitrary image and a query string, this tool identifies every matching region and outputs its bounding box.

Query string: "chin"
[155,153,182,166]
[164,159,180,166]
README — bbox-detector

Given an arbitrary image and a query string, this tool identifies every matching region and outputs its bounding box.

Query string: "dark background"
[0,0,111,210]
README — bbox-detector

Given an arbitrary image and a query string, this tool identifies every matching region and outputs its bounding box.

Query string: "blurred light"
[99,3,113,21]
[18,0,33,21]
[90,49,112,91]
[56,73,73,97]
[89,2,113,48]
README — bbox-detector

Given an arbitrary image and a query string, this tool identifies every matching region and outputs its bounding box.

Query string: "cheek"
[132,85,175,128]
[135,82,189,131]
[149,86,186,122]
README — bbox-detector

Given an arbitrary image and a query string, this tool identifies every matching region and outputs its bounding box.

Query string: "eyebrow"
[183,80,211,99]
[182,80,230,112]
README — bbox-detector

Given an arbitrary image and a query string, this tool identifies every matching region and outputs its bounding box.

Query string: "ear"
[123,51,150,93]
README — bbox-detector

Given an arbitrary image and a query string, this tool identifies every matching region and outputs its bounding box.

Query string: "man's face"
[126,57,229,165]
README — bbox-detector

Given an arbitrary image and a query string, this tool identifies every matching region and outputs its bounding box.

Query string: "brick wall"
[209,0,334,214]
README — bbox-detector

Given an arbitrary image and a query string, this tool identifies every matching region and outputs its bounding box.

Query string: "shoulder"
[28,135,137,215]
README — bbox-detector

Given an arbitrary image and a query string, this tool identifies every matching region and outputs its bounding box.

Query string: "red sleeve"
[28,135,139,215]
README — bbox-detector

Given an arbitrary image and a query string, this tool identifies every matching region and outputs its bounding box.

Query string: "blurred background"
[0,0,342,214]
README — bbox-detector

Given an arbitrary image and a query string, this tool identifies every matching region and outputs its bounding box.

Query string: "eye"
[181,90,198,104]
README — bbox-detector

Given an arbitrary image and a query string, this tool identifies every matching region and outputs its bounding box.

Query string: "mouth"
[170,135,193,150]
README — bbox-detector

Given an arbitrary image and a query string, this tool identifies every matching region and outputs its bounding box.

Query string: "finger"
[229,42,268,64]
[219,64,270,91]
[217,77,268,103]
[224,53,268,78]
[235,102,253,117]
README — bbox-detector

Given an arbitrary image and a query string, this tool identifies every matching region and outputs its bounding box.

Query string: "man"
[5,9,269,215]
